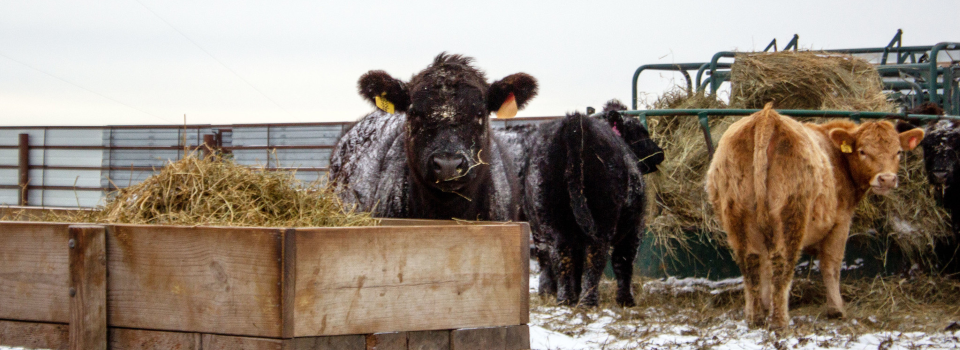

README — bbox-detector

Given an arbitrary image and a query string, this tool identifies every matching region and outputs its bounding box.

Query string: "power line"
[0,51,176,123]
[133,0,295,118]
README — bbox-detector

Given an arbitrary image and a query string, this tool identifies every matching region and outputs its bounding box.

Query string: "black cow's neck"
[406,170,492,220]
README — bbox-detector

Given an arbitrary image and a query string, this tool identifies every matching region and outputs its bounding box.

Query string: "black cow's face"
[596,103,664,174]
[357,53,538,194]
[921,120,960,187]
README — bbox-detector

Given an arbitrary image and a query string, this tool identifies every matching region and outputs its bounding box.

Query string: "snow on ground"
[528,260,960,349]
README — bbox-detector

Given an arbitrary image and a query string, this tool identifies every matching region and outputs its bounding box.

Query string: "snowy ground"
[528,260,960,350]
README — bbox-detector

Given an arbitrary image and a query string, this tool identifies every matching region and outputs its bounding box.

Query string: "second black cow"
[502,100,664,306]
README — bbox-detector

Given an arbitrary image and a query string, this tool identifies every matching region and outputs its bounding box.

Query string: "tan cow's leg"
[769,196,808,328]
[818,221,850,318]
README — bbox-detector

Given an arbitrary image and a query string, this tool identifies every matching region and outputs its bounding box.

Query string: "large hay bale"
[730,51,896,112]
[26,153,378,227]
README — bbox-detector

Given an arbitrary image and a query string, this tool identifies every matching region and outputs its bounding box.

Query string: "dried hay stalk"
[730,51,896,112]
[11,153,378,227]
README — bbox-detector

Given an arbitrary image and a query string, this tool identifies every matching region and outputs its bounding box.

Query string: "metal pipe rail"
[630,63,732,109]
[607,108,960,157]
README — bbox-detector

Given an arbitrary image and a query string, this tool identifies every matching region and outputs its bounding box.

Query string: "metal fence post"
[18,133,29,206]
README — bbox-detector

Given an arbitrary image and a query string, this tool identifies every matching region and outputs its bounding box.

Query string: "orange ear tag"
[496,93,518,119]
[840,141,853,153]
[375,92,395,114]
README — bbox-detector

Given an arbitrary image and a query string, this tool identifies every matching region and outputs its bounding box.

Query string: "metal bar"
[929,43,960,106]
[18,133,29,206]
[708,52,736,93]
[764,38,777,52]
[638,112,648,129]
[698,112,715,158]
[618,108,960,121]
[202,134,216,158]
[784,34,799,51]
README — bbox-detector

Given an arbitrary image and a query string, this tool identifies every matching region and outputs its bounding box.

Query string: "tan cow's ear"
[829,129,856,153]
[899,128,925,151]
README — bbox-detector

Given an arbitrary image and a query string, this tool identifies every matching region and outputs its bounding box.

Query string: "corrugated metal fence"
[0,117,556,207]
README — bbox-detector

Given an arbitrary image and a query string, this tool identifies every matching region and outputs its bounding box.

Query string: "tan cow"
[706,103,924,328]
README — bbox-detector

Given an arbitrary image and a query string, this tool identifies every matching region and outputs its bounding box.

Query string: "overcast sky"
[1,0,957,126]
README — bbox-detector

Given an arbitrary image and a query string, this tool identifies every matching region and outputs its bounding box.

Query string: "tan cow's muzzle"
[870,173,898,195]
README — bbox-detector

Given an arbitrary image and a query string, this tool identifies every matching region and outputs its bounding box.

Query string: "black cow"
[328,53,537,221]
[920,118,960,275]
[500,101,663,307]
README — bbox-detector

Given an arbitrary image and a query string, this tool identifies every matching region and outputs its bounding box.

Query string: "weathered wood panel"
[0,320,68,350]
[108,328,199,350]
[107,225,284,337]
[69,225,107,350]
[0,222,70,323]
[202,333,283,350]
[294,224,525,337]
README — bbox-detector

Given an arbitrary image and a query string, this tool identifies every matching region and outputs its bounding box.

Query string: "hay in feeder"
[641,86,951,266]
[730,51,896,112]
[26,153,378,227]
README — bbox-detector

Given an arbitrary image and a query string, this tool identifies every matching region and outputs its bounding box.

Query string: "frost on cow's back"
[329,110,405,211]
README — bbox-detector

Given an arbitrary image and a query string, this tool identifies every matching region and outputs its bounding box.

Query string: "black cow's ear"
[896,120,917,133]
[358,70,411,113]
[487,73,539,113]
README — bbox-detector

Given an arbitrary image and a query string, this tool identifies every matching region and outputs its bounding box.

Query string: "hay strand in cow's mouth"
[6,152,378,227]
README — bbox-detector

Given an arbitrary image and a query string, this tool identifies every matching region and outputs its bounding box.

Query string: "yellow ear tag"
[375,92,395,114]
[496,93,518,119]
[840,141,852,153]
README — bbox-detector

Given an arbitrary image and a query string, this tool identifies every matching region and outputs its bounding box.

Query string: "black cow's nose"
[432,154,466,180]
[934,171,949,183]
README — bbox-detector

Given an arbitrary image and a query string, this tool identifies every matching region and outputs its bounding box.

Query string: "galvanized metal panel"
[267,125,342,146]
[26,189,43,206]
[109,129,182,147]
[230,127,269,147]
[292,171,327,184]
[43,149,103,167]
[231,149,271,167]
[43,129,104,146]
[0,169,17,185]
[0,129,45,146]
[0,189,17,205]
[40,169,102,187]
[271,149,331,168]
[107,169,157,188]
[41,189,104,207]
[219,130,233,147]
[28,169,43,189]
[109,149,181,168]
[0,149,15,166]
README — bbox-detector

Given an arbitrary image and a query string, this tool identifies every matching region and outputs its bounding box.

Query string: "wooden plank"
[108,328,199,350]
[0,222,70,323]
[287,335,364,350]
[365,332,406,350]
[407,330,450,350]
[282,229,297,338]
[107,225,284,337]
[451,327,506,350]
[376,218,455,226]
[0,320,68,350]
[203,333,283,350]
[504,325,530,350]
[69,225,107,350]
[519,223,531,325]
[294,224,525,337]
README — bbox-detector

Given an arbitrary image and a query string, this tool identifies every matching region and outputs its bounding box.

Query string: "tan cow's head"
[829,121,925,195]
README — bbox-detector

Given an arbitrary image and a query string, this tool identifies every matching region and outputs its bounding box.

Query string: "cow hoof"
[578,297,599,308]
[824,307,846,319]
[616,295,636,308]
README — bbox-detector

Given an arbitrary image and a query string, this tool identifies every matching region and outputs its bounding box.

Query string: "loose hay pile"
[6,153,378,227]
[730,51,895,112]
[642,51,951,267]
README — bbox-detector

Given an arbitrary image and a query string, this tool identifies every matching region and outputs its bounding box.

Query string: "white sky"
[1,0,957,126]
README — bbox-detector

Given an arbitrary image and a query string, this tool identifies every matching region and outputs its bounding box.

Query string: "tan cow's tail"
[753,102,777,232]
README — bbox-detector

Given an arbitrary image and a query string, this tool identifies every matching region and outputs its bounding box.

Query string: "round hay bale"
[730,51,896,112]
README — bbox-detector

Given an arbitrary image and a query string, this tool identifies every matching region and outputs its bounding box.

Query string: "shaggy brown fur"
[706,103,925,328]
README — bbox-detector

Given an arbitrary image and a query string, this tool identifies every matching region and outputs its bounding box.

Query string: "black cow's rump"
[329,53,537,221]
[502,102,663,307]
